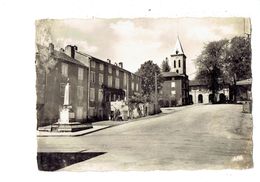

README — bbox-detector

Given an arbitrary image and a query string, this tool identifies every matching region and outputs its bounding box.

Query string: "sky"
[36,18,250,80]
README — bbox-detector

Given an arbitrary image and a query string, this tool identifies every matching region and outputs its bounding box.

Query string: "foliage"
[224,36,251,83]
[195,39,229,102]
[161,57,171,72]
[136,60,163,101]
[195,36,251,103]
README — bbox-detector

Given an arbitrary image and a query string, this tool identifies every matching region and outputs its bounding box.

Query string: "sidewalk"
[37,105,195,137]
[37,125,113,137]
[160,104,198,114]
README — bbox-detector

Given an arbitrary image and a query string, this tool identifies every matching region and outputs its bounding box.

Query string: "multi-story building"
[36,43,141,126]
[159,37,189,106]
[74,47,141,121]
[36,43,89,127]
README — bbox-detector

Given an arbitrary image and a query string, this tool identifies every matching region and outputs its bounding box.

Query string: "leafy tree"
[136,60,163,102]
[195,39,229,103]
[195,36,251,103]
[161,57,171,72]
[223,36,251,102]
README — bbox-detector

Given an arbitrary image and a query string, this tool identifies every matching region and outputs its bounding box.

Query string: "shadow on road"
[37,152,106,171]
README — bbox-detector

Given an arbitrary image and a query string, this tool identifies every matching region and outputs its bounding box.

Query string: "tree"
[195,36,252,103]
[195,39,229,103]
[223,36,251,102]
[136,60,163,102]
[161,57,171,72]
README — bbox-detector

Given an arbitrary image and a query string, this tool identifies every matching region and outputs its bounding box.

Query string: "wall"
[36,52,89,127]
[169,54,186,74]
[159,76,185,106]
[189,87,230,104]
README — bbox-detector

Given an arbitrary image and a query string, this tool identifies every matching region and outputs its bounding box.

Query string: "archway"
[198,94,203,103]
[189,95,193,104]
[219,93,226,103]
[209,94,214,103]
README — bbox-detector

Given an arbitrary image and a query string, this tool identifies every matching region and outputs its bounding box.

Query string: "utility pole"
[154,72,158,113]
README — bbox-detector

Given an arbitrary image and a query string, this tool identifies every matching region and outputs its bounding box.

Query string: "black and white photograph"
[36,17,253,171]
[1,0,260,181]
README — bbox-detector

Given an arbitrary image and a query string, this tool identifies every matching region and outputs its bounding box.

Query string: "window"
[77,86,83,100]
[99,63,104,71]
[123,72,127,87]
[174,60,176,68]
[90,88,95,101]
[108,65,112,74]
[76,107,83,120]
[98,89,103,102]
[89,107,95,117]
[136,83,139,91]
[171,82,175,88]
[78,67,84,80]
[99,73,104,85]
[171,90,176,95]
[115,78,119,89]
[178,60,181,67]
[60,83,66,97]
[108,75,112,87]
[132,81,135,91]
[116,69,119,76]
[61,63,68,77]
[91,60,95,68]
[91,71,95,83]
[176,69,179,73]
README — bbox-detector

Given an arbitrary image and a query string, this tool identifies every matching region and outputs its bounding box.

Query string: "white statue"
[59,79,71,124]
[64,81,70,106]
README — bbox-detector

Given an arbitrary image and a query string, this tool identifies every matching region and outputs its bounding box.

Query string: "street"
[37,104,253,171]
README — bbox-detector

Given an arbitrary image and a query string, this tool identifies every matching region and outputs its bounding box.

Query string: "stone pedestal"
[50,122,92,132]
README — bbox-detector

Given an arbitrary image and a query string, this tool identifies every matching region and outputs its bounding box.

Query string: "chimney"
[65,45,77,58]
[118,62,123,68]
[107,59,111,64]
[49,43,54,55]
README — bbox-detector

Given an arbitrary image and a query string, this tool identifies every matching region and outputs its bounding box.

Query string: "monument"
[39,79,92,132]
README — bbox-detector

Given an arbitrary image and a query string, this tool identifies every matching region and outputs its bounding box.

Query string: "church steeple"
[173,36,184,55]
[169,36,187,75]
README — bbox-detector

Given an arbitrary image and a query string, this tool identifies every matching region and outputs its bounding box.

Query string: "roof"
[161,72,185,77]
[236,78,252,86]
[173,36,184,55]
[36,44,86,67]
[189,79,208,86]
[77,51,141,78]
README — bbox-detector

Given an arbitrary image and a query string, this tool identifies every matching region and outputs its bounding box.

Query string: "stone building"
[36,44,141,126]
[36,43,141,126]
[73,46,141,121]
[36,43,89,127]
[159,37,189,106]
[189,79,230,104]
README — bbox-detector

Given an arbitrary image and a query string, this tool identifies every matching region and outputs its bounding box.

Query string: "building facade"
[74,46,141,121]
[189,80,230,104]
[36,43,89,127]
[159,37,189,106]
[36,44,141,126]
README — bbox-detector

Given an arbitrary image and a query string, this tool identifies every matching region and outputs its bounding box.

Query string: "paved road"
[37,104,253,171]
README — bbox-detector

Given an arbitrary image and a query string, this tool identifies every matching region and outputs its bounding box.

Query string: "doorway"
[198,94,203,103]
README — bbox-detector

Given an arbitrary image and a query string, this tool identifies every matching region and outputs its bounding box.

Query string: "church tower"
[169,37,187,75]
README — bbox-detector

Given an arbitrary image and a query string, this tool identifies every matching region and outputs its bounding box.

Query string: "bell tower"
[169,37,187,75]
